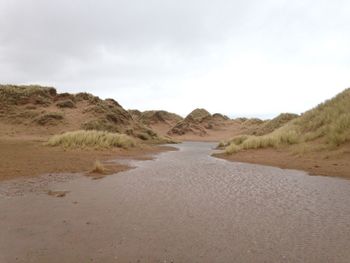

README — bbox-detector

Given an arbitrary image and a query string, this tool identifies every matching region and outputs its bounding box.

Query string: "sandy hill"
[223,88,350,151]
[140,110,183,125]
[275,88,350,147]
[0,85,168,142]
[168,108,211,136]
[281,88,350,147]
[130,110,183,126]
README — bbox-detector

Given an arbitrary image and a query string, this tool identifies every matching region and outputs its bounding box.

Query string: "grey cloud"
[1,0,348,75]
[0,0,349,115]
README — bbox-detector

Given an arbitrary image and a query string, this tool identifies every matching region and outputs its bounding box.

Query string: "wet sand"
[214,145,350,179]
[1,142,350,262]
[0,137,173,181]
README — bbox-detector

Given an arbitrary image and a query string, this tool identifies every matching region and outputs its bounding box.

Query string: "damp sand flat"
[1,142,350,262]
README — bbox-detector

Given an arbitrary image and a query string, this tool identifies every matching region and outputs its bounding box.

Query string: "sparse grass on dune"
[223,88,350,154]
[0,85,56,97]
[138,110,183,124]
[47,130,136,149]
[186,108,211,121]
[0,85,56,105]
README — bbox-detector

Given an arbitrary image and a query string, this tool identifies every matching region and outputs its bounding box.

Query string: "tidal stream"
[1,142,350,262]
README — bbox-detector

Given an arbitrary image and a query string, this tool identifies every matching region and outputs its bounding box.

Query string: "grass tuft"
[225,143,240,154]
[91,160,107,174]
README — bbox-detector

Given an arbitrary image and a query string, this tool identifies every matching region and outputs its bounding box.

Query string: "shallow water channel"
[1,142,350,263]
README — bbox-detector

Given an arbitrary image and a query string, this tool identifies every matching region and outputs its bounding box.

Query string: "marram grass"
[224,128,299,154]
[47,130,136,149]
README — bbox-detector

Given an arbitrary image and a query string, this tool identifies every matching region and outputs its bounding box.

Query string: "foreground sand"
[0,137,174,181]
[1,142,350,262]
[214,143,350,179]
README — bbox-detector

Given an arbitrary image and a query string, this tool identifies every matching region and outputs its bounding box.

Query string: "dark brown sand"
[1,142,350,262]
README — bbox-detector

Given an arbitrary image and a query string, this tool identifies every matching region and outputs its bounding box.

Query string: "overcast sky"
[0,0,349,118]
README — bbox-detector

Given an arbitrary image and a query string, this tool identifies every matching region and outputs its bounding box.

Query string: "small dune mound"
[167,108,231,137]
[185,108,211,122]
[168,120,208,136]
[138,110,183,125]
[168,108,211,136]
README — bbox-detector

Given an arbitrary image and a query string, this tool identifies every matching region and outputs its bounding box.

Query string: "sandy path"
[1,142,350,262]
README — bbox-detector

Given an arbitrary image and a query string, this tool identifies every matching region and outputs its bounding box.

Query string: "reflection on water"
[1,142,350,263]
